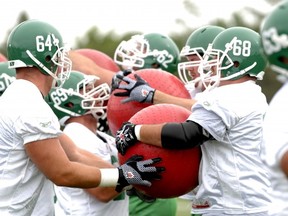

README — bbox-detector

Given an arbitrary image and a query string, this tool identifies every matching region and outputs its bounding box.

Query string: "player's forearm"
[137,123,164,147]
[76,148,114,168]
[59,133,113,168]
[153,90,196,110]
[85,186,121,202]
[51,162,99,187]
[280,151,288,177]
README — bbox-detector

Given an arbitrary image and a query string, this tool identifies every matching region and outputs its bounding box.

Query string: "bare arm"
[138,123,165,147]
[25,137,104,188]
[153,90,196,111]
[85,186,121,203]
[114,74,197,110]
[59,133,113,168]
[69,51,115,86]
[280,150,288,177]
[58,134,121,200]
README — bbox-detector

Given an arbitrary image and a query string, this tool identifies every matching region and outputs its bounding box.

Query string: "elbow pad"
[161,121,212,149]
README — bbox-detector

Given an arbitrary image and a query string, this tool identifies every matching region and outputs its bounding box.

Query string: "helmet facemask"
[114,35,150,70]
[178,44,216,92]
[178,45,206,86]
[79,75,111,119]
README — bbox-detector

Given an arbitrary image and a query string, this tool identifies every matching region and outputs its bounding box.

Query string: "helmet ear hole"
[151,62,160,69]
[233,61,240,68]
[45,55,52,62]
[64,102,74,108]
[279,56,288,64]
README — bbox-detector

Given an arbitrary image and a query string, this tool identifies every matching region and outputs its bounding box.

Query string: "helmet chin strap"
[26,50,58,79]
[220,62,259,81]
[199,62,259,91]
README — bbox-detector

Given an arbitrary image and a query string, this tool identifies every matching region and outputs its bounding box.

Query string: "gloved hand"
[116,122,138,155]
[126,187,156,203]
[111,70,132,92]
[113,73,155,104]
[116,154,164,192]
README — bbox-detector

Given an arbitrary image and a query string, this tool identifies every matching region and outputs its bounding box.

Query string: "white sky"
[1,0,272,48]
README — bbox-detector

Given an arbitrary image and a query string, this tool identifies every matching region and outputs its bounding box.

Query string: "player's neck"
[16,67,53,96]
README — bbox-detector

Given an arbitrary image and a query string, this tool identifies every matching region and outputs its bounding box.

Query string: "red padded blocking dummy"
[75,48,120,72]
[0,53,7,62]
[107,68,191,136]
[118,104,201,198]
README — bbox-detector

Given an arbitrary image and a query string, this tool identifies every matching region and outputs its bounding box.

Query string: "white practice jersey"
[0,80,62,216]
[179,84,202,202]
[261,82,288,216]
[31,180,55,216]
[187,81,271,215]
[54,122,128,216]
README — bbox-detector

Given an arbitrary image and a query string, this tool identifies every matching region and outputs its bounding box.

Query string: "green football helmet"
[46,71,110,125]
[0,62,16,96]
[201,27,267,89]
[7,19,72,87]
[260,0,288,77]
[114,33,180,74]
[178,25,225,87]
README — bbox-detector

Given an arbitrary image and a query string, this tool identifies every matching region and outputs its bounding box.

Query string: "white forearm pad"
[99,168,119,187]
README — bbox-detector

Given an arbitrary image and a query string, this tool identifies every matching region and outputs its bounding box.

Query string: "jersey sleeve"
[15,103,61,144]
[188,97,238,142]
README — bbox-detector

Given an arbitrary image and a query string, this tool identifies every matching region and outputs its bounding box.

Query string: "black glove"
[126,187,156,203]
[111,70,132,92]
[116,154,164,192]
[116,122,138,155]
[113,73,155,104]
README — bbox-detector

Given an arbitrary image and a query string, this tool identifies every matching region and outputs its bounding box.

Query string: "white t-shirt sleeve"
[188,98,237,141]
[14,98,61,144]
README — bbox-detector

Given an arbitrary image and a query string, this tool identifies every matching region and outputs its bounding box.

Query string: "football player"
[260,1,288,215]
[0,19,163,215]
[113,25,225,110]
[46,71,129,216]
[112,26,225,216]
[113,32,181,216]
[115,27,271,215]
